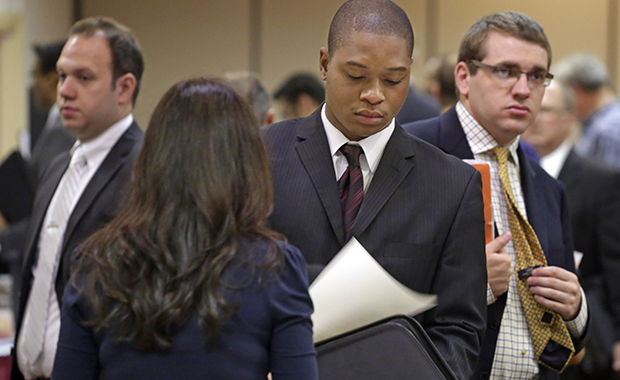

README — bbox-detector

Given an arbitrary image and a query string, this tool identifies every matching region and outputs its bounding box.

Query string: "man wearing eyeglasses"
[404,11,589,380]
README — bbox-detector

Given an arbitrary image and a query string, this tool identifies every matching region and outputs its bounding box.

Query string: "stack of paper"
[309,238,437,342]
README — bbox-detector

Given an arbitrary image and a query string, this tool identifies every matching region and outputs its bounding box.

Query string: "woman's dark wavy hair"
[73,77,284,351]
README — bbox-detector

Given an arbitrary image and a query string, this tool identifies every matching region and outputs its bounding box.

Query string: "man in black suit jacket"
[12,17,144,380]
[523,81,620,379]
[404,11,589,380]
[264,1,487,379]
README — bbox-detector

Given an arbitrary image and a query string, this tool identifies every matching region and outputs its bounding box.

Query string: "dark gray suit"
[29,109,76,184]
[11,122,143,380]
[264,109,488,380]
[558,150,620,380]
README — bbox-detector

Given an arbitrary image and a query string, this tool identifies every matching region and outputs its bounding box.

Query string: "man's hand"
[486,232,512,298]
[0,212,6,231]
[527,266,581,320]
[612,341,620,378]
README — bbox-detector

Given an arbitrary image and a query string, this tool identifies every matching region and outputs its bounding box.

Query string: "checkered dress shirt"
[456,102,587,379]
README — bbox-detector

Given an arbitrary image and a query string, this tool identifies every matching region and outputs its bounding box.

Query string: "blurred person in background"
[28,40,76,181]
[554,53,620,170]
[422,52,458,113]
[0,41,75,302]
[273,72,324,120]
[523,81,620,380]
[223,71,275,126]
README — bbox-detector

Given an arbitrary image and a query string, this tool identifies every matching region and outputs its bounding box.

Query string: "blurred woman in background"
[51,78,317,380]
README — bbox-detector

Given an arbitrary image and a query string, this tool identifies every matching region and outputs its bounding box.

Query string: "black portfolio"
[316,314,457,380]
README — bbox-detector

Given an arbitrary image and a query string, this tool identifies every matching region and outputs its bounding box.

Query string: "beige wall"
[6,0,620,133]
[23,0,72,70]
[83,0,251,127]
[0,13,25,160]
[0,0,71,159]
[435,1,609,75]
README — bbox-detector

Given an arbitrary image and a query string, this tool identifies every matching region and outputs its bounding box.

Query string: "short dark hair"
[328,0,414,57]
[34,40,67,74]
[274,73,325,106]
[430,53,458,108]
[458,11,551,73]
[69,17,144,104]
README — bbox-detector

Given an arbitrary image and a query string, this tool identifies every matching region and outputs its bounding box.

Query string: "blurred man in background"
[523,81,620,380]
[273,72,324,120]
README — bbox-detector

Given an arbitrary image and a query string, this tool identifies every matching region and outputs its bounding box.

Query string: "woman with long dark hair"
[51,78,318,380]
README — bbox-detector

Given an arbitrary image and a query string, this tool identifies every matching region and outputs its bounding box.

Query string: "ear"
[43,71,59,87]
[264,108,275,126]
[116,73,137,105]
[319,47,330,81]
[454,61,471,98]
[296,93,319,118]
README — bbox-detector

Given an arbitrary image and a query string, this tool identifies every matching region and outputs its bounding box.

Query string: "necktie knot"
[70,147,87,175]
[340,144,363,168]
[492,146,510,168]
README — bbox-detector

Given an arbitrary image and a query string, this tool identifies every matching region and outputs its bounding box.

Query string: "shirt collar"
[74,114,134,170]
[539,139,572,178]
[457,101,520,164]
[321,104,394,174]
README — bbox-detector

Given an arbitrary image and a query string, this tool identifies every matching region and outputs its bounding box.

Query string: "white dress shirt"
[539,140,572,179]
[321,104,394,189]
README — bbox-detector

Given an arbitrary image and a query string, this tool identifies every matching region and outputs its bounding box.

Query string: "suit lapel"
[437,107,474,159]
[295,113,345,245]
[557,150,582,189]
[62,123,141,249]
[351,125,415,237]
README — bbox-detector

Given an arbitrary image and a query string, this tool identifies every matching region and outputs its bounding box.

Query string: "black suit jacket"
[559,150,620,341]
[403,106,587,380]
[12,122,143,380]
[264,109,488,380]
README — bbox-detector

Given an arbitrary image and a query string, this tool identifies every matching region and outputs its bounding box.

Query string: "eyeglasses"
[469,60,554,88]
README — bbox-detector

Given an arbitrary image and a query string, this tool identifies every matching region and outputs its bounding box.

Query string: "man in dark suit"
[28,40,76,181]
[0,41,75,309]
[523,81,620,379]
[12,17,144,380]
[404,11,589,380]
[264,1,487,379]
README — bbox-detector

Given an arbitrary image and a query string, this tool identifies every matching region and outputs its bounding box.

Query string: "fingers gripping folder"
[315,315,457,380]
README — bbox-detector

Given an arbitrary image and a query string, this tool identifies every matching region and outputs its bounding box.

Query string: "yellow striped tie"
[492,147,574,373]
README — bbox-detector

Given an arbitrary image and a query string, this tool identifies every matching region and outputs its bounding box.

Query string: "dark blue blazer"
[403,106,588,380]
[264,109,488,380]
[51,242,317,380]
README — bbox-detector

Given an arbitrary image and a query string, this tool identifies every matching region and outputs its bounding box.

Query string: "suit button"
[480,371,489,380]
[488,320,501,330]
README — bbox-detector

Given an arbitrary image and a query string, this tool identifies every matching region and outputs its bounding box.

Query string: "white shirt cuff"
[487,283,496,305]
[564,287,588,338]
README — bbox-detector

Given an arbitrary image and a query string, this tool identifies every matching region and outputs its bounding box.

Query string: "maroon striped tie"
[338,144,364,241]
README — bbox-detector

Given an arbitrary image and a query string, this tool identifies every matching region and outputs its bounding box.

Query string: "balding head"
[328,0,414,57]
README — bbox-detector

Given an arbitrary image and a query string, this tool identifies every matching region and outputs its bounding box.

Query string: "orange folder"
[464,161,493,244]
